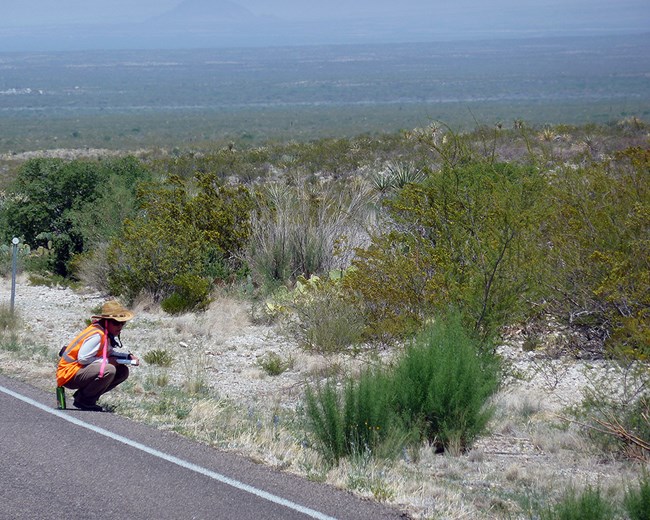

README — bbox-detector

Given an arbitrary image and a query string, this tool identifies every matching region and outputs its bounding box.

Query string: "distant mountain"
[151,0,258,25]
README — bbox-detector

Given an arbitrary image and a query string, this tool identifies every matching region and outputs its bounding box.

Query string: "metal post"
[10,237,19,314]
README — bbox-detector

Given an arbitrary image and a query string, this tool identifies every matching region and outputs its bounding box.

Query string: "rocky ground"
[0,275,645,519]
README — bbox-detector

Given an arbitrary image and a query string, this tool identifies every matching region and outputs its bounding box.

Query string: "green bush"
[303,311,499,463]
[107,173,253,302]
[541,486,615,520]
[345,160,546,341]
[391,312,500,452]
[304,367,401,464]
[544,147,650,359]
[625,474,650,520]
[342,232,435,340]
[161,273,212,314]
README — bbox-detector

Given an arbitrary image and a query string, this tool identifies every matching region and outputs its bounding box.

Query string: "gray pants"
[64,361,129,405]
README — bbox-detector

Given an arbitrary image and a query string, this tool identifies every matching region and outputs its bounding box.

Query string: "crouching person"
[57,301,139,411]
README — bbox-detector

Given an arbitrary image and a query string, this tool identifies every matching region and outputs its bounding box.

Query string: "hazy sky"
[3,0,649,25]
[1,0,648,51]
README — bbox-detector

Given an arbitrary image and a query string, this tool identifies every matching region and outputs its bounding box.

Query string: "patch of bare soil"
[0,276,643,519]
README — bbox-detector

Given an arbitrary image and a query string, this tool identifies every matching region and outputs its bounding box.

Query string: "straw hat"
[91,301,135,322]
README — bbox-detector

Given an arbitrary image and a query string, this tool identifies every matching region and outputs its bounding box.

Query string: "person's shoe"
[73,399,104,412]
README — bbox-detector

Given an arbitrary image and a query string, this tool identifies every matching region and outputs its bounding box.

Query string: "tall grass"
[246,178,375,287]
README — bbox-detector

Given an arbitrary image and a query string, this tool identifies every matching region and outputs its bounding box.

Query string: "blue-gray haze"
[1,0,648,51]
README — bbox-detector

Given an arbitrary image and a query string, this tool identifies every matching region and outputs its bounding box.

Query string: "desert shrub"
[274,274,365,354]
[107,180,205,301]
[391,311,500,452]
[246,178,375,288]
[161,273,212,314]
[345,160,546,340]
[341,232,435,340]
[544,147,650,359]
[540,486,615,520]
[1,156,150,277]
[107,173,253,302]
[143,349,174,367]
[256,352,294,376]
[303,311,499,463]
[625,473,650,520]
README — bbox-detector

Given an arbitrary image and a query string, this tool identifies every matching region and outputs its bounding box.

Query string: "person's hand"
[129,354,140,366]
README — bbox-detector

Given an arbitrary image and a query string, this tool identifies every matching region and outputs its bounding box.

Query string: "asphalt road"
[0,375,408,520]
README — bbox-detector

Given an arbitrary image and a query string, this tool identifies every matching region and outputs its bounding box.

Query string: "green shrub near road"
[625,473,650,520]
[540,486,615,520]
[304,312,500,463]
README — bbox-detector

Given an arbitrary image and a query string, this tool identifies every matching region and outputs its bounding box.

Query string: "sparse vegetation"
[0,116,647,519]
[257,351,294,376]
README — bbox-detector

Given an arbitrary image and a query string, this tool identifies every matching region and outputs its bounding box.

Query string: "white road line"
[0,384,338,520]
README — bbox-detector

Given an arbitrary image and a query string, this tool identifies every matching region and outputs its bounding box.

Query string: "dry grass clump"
[182,295,251,340]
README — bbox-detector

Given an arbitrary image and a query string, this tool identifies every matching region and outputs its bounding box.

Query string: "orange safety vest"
[56,323,107,387]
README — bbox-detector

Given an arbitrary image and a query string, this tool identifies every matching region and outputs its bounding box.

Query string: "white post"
[10,237,19,314]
